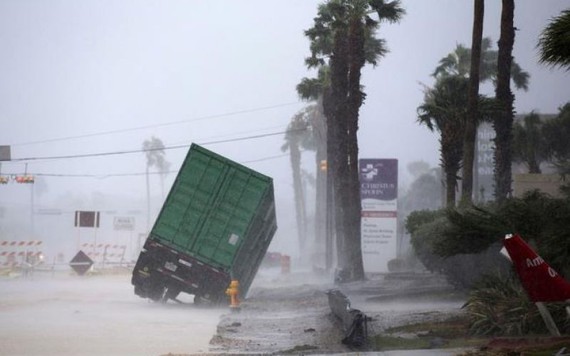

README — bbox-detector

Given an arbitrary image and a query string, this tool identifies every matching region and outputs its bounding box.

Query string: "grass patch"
[385,315,470,338]
[370,315,488,351]
[280,344,318,354]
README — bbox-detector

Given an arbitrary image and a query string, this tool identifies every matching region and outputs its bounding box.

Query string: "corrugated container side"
[149,144,276,274]
[231,184,277,295]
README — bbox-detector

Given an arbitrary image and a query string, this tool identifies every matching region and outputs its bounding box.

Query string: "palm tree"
[142,136,169,232]
[493,0,515,203]
[418,76,497,207]
[303,0,404,281]
[432,34,529,203]
[542,103,570,175]
[538,9,570,70]
[512,112,547,174]
[462,0,485,205]
[282,107,317,259]
[433,37,529,90]
[297,69,331,270]
[418,76,469,207]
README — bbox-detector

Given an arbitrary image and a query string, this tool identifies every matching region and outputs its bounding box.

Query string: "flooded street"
[0,271,224,356]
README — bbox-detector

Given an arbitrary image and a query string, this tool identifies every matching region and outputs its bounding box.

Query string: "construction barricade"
[80,243,127,267]
[0,240,44,274]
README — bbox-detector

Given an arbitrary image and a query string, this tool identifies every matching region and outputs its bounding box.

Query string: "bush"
[464,273,570,336]
[407,192,570,289]
[407,209,509,289]
[387,258,406,272]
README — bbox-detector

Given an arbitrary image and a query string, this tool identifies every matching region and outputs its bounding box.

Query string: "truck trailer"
[131,144,277,304]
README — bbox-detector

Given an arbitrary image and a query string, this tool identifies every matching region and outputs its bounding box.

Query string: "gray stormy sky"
[0,1,569,256]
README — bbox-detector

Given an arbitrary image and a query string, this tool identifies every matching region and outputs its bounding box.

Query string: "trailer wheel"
[160,288,180,303]
[134,285,147,298]
[148,285,166,302]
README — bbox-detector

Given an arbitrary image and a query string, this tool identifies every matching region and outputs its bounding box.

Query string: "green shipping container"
[132,143,277,303]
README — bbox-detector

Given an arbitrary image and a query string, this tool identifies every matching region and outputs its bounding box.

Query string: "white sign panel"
[360,159,398,273]
[113,216,135,231]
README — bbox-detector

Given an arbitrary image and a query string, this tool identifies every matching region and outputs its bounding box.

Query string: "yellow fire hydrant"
[225,279,240,311]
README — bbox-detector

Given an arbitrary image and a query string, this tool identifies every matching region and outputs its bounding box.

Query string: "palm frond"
[538,9,570,70]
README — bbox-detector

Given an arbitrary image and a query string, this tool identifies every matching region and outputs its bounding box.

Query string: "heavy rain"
[1,1,569,355]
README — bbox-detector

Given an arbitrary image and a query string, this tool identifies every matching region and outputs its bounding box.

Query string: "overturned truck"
[132,144,277,304]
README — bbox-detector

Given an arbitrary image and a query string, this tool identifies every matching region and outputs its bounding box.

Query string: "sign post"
[359,159,398,273]
[114,216,135,260]
[74,211,100,252]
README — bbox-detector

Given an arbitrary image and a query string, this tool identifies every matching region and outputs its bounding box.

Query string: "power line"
[7,128,306,163]
[10,102,302,146]
[1,153,292,179]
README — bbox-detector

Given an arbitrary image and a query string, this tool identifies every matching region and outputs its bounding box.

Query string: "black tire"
[134,285,147,298]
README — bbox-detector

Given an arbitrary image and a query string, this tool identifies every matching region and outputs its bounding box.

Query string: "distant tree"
[297,69,330,269]
[493,0,516,203]
[282,107,317,257]
[400,170,442,214]
[142,136,169,231]
[406,160,431,180]
[542,103,570,176]
[538,9,570,71]
[512,112,547,174]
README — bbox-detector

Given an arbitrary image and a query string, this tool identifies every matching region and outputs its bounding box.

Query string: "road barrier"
[0,240,43,267]
[327,289,368,348]
[80,243,126,266]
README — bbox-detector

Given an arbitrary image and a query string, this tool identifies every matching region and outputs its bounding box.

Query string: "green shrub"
[464,273,570,336]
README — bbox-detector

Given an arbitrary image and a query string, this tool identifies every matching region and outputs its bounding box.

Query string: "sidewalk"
[202,268,471,355]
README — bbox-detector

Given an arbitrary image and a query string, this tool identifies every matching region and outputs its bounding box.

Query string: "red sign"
[503,234,570,302]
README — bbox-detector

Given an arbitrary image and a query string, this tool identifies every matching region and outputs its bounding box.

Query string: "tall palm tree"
[142,136,169,232]
[493,0,515,203]
[462,0,485,205]
[538,9,570,70]
[303,0,404,281]
[432,34,529,203]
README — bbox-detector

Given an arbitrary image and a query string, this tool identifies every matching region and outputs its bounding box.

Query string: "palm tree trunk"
[493,0,515,203]
[345,15,366,280]
[290,140,307,258]
[462,0,484,205]
[330,25,349,273]
[314,99,328,269]
[322,88,336,272]
[445,170,457,206]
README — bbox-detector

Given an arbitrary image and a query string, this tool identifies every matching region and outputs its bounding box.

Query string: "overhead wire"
[7,128,306,163]
[9,102,302,147]
[1,153,294,179]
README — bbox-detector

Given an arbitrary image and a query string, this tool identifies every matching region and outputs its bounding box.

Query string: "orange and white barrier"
[80,243,126,264]
[0,240,43,267]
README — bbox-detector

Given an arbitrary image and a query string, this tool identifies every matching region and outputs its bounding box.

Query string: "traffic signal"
[319,160,327,171]
[15,175,34,184]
